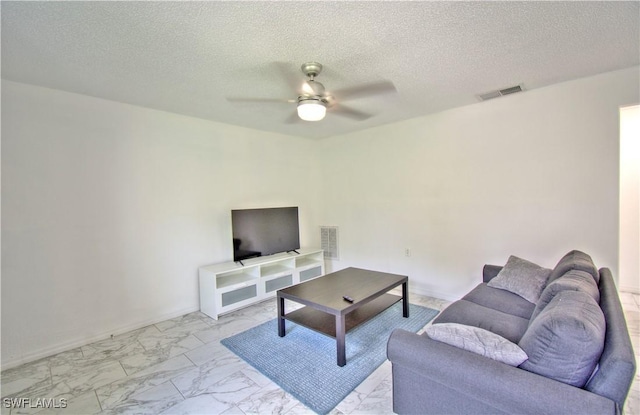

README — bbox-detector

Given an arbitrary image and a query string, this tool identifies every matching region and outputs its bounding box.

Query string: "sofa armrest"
[387,329,615,414]
[483,264,503,282]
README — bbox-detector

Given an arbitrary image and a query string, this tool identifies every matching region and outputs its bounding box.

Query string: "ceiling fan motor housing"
[299,62,327,102]
[301,80,326,98]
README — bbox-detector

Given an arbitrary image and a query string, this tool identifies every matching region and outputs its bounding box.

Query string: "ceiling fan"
[227,62,397,122]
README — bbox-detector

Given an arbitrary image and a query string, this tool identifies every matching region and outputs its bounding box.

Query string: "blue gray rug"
[221,302,438,414]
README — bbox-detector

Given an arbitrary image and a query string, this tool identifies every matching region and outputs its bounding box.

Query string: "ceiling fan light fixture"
[297,99,326,121]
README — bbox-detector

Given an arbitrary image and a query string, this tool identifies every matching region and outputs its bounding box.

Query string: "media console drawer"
[221,285,258,307]
[300,266,323,282]
[265,274,294,293]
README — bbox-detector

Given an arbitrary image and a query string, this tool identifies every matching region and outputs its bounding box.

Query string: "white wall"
[319,67,640,300]
[3,67,638,369]
[1,80,321,368]
[619,105,640,293]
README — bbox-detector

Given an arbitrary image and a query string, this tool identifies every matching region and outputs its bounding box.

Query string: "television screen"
[231,207,300,262]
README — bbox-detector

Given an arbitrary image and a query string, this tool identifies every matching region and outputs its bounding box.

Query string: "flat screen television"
[231,207,300,263]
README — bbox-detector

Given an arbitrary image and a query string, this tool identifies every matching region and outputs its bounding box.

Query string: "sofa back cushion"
[529,269,600,322]
[518,290,606,387]
[547,250,599,285]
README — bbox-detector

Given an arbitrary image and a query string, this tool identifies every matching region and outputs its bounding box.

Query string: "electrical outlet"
[405,248,411,257]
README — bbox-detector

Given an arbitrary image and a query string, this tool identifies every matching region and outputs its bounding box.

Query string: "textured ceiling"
[2,1,639,139]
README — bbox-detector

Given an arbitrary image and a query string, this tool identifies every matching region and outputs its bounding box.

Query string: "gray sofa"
[387,250,636,414]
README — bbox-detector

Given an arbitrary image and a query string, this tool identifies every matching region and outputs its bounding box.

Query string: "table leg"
[336,314,346,366]
[278,295,285,337]
[402,281,409,318]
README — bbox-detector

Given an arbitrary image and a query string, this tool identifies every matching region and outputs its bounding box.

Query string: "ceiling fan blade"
[332,80,397,101]
[330,104,372,121]
[273,61,304,94]
[226,97,296,103]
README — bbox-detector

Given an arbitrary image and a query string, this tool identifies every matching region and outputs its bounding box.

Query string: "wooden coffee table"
[277,267,408,366]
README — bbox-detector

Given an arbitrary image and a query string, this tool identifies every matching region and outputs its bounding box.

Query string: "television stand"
[199,248,325,319]
[287,249,300,255]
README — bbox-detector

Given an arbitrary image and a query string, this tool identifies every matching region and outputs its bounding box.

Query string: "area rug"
[220,302,438,414]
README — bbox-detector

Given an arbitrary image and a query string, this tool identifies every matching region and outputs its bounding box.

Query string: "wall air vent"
[320,226,339,260]
[477,84,525,101]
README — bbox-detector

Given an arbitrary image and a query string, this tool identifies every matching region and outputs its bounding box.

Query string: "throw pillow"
[426,322,528,366]
[487,255,551,303]
[518,290,606,388]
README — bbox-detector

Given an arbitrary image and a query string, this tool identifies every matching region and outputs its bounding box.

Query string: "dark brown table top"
[277,267,408,315]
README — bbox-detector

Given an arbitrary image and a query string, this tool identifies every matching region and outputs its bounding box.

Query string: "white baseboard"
[409,286,460,303]
[1,305,200,371]
[386,283,460,303]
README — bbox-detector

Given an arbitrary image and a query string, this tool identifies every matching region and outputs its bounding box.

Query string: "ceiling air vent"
[477,84,525,101]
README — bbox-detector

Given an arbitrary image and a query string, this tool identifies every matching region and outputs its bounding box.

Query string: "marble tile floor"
[1,291,638,415]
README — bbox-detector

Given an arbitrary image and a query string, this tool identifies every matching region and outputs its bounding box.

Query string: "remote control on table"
[343,295,354,303]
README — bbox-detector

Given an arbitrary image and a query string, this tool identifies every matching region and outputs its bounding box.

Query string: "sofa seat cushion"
[487,255,551,303]
[433,300,530,343]
[518,290,606,388]
[462,283,536,320]
[426,323,529,366]
[547,250,599,285]
[530,269,601,322]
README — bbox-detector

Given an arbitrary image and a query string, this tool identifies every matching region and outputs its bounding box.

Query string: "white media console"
[198,248,325,319]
